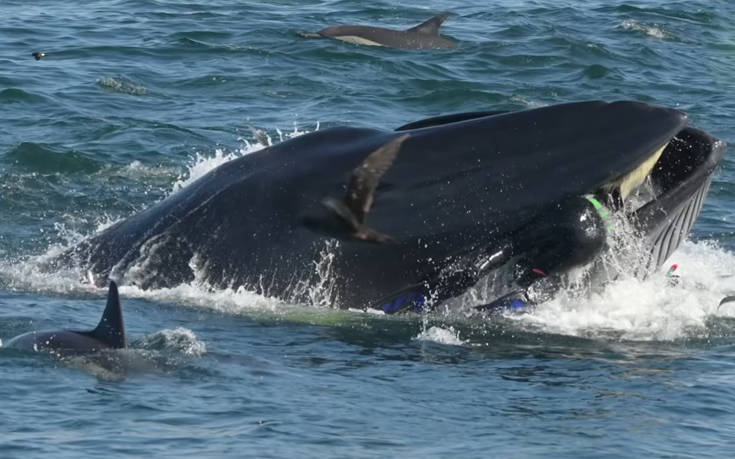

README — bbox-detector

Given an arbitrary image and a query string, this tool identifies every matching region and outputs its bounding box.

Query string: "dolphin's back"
[4,330,106,353]
[319,25,455,49]
[317,13,456,50]
[3,282,126,353]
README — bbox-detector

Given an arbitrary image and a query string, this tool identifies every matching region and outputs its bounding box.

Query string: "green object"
[584,195,613,232]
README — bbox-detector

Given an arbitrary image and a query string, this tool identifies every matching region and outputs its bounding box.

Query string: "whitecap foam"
[135,327,207,357]
[414,326,466,346]
[505,240,735,341]
[3,236,735,341]
[98,76,147,96]
[620,19,669,40]
[118,281,284,315]
[115,160,180,182]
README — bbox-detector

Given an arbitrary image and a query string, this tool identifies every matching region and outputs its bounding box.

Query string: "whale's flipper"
[306,134,409,243]
[320,197,395,243]
[407,13,450,35]
[346,134,409,223]
[336,133,409,242]
[81,281,126,348]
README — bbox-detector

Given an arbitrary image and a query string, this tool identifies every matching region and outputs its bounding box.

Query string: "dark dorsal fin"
[89,281,126,348]
[407,12,450,35]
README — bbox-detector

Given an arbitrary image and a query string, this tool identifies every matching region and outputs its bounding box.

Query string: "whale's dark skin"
[3,282,126,353]
[316,13,456,50]
[50,101,725,312]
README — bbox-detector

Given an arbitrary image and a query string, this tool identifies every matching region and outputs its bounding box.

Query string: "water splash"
[134,327,207,357]
[171,122,319,192]
[505,240,735,341]
[289,240,341,307]
[414,325,466,346]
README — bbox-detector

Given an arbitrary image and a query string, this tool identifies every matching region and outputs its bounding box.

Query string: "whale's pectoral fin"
[345,134,409,223]
[407,12,451,35]
[304,135,409,243]
[318,197,396,244]
[354,226,396,244]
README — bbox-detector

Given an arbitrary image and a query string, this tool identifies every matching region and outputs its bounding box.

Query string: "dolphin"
[47,101,726,313]
[315,13,456,50]
[3,282,126,353]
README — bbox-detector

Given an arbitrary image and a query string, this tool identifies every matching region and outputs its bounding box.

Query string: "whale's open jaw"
[627,127,725,268]
[598,142,669,209]
[600,126,722,204]
[590,127,725,270]
[464,127,726,314]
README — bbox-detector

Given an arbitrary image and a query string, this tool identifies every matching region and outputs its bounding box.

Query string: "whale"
[3,282,126,353]
[315,13,456,50]
[47,101,726,314]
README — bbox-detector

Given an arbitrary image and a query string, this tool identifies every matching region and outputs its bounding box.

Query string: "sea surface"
[2,1,735,457]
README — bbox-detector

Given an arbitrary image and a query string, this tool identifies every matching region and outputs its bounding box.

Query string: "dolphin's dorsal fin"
[88,281,126,348]
[407,13,450,35]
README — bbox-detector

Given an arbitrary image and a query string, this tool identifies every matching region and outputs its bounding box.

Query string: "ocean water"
[2,0,735,457]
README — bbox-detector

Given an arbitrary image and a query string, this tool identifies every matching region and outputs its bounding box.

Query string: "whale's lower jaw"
[633,127,726,271]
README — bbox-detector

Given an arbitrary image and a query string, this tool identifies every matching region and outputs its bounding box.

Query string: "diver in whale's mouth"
[466,127,725,313]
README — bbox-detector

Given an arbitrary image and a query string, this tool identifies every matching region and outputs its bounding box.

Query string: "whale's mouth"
[596,127,726,268]
[598,143,668,209]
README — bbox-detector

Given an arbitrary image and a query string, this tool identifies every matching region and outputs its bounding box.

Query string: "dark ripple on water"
[6,142,101,173]
[0,87,50,104]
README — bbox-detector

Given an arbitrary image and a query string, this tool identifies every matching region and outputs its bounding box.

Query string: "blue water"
[2,1,735,457]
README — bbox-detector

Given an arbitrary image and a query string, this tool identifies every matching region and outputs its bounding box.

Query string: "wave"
[0,88,48,104]
[6,142,101,174]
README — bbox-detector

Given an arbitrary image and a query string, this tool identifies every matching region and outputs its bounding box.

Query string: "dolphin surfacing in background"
[3,282,126,353]
[316,13,456,50]
[47,101,726,314]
